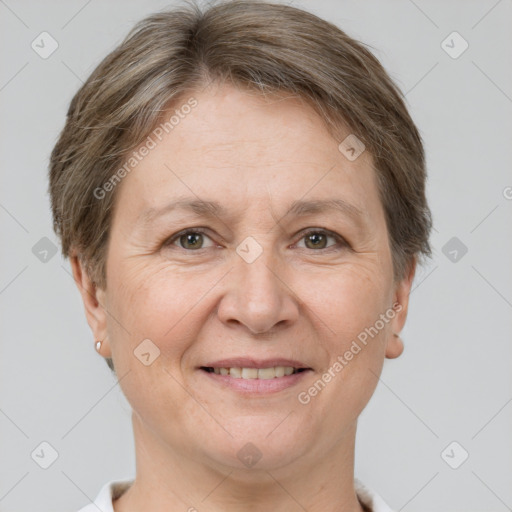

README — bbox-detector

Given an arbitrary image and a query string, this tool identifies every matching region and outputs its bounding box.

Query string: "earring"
[95,340,102,352]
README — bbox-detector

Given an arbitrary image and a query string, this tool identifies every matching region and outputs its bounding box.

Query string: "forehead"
[113,82,383,225]
[168,83,346,160]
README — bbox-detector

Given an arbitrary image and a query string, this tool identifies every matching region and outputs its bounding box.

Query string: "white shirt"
[76,478,394,512]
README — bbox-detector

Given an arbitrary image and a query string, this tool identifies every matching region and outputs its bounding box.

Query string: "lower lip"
[199,369,312,394]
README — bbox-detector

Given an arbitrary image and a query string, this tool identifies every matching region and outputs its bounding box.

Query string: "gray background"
[1,0,511,510]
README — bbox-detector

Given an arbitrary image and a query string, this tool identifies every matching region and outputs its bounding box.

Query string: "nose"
[216,246,300,335]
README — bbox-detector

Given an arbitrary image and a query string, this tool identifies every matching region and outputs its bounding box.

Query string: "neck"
[114,413,365,512]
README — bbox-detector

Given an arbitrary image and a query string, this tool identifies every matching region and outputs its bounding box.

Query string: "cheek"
[303,260,393,411]
[301,272,391,433]
[327,266,393,386]
[307,262,392,339]
[103,261,203,430]
[105,258,220,361]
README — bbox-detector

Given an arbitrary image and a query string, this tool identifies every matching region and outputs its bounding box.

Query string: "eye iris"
[305,232,327,249]
[180,232,203,249]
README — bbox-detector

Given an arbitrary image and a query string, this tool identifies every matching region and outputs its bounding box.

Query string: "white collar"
[77,478,394,512]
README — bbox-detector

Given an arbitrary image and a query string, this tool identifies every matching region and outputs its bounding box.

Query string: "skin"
[71,81,415,512]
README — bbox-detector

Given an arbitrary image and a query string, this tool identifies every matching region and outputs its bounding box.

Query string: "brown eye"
[167,229,215,250]
[179,232,204,250]
[296,229,345,251]
[304,232,329,249]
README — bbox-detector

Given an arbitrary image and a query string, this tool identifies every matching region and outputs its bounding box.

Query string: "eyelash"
[163,227,349,252]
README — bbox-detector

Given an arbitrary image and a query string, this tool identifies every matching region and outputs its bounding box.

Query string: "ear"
[70,252,112,359]
[385,258,417,359]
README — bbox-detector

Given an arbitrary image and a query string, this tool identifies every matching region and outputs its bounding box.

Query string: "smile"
[201,366,308,379]
[199,365,312,394]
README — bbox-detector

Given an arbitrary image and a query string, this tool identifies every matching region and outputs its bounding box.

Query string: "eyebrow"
[137,197,365,226]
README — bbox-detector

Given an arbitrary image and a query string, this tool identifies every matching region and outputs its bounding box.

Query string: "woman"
[49,1,432,511]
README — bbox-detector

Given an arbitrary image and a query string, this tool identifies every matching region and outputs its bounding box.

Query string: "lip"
[197,357,313,395]
[199,367,313,394]
[201,357,311,369]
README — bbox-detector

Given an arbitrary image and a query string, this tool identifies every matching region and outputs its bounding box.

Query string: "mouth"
[198,359,313,394]
[200,366,309,379]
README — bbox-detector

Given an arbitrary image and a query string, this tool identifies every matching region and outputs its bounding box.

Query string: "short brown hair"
[49,0,432,370]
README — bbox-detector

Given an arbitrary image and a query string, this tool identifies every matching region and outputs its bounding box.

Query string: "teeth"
[229,367,242,378]
[241,368,258,379]
[257,367,276,380]
[275,366,285,377]
[211,366,302,379]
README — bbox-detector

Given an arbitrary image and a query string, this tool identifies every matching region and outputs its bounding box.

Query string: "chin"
[199,416,311,472]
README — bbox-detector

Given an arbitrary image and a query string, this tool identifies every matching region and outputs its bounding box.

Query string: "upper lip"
[201,358,311,369]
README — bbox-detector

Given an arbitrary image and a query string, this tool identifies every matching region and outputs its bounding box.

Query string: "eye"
[167,229,215,250]
[163,228,347,252]
[295,229,346,251]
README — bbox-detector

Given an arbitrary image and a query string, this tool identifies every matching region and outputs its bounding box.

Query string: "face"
[76,82,413,473]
